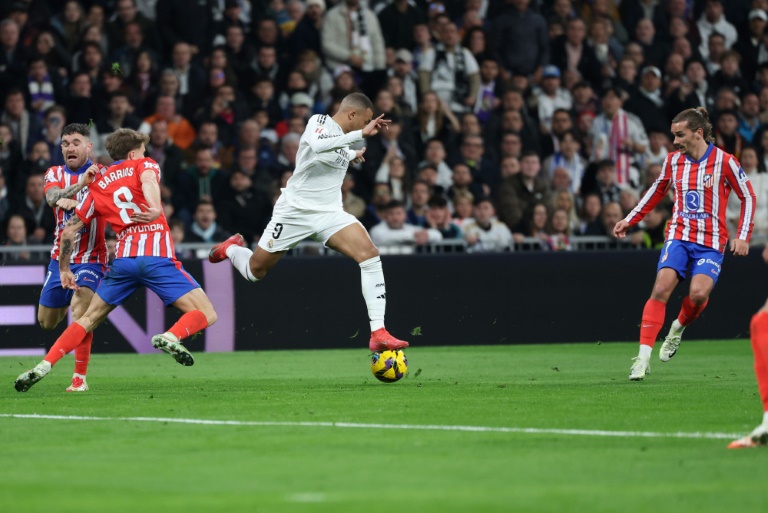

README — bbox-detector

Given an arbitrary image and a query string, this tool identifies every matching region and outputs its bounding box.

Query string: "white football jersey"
[282,114,363,211]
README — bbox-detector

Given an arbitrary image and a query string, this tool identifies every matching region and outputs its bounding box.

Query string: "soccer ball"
[371,350,408,383]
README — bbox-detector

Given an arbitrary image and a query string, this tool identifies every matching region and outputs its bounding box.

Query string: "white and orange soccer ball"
[370,350,408,383]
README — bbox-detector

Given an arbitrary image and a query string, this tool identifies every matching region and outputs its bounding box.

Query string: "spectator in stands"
[619,188,639,216]
[667,58,713,116]
[143,94,195,150]
[50,0,86,53]
[643,129,670,167]
[419,21,479,115]
[378,0,425,51]
[389,49,419,115]
[39,106,66,167]
[230,146,274,196]
[464,197,513,252]
[0,164,8,224]
[424,194,461,240]
[1,88,41,154]
[64,71,103,126]
[342,173,366,219]
[456,133,497,193]
[727,146,767,245]
[407,180,431,226]
[714,109,744,159]
[474,57,502,125]
[322,0,386,97]
[218,167,273,245]
[578,192,604,235]
[734,9,767,83]
[370,199,442,255]
[272,132,300,176]
[176,147,228,221]
[704,32,727,76]
[361,182,392,229]
[419,138,453,190]
[589,87,648,189]
[586,159,622,205]
[624,66,667,134]
[452,190,475,228]
[13,173,55,244]
[1,213,41,262]
[633,17,669,70]
[697,0,737,59]
[447,162,483,202]
[169,218,193,259]
[413,91,459,155]
[1,18,33,86]
[290,0,325,58]
[188,121,233,170]
[26,57,63,120]
[547,208,573,251]
[185,199,231,247]
[640,203,670,249]
[710,50,750,99]
[145,118,183,198]
[156,0,216,55]
[98,91,142,141]
[362,113,417,194]
[497,150,548,230]
[550,17,602,89]
[489,0,548,78]
[109,0,159,52]
[738,92,763,144]
[535,65,573,136]
[542,130,585,195]
[375,155,409,203]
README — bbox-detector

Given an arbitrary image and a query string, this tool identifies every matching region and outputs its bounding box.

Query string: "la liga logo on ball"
[371,350,408,383]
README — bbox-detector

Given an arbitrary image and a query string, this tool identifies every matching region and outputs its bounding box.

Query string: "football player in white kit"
[209,93,409,351]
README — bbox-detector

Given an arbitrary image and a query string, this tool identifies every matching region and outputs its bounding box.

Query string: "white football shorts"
[257,195,362,252]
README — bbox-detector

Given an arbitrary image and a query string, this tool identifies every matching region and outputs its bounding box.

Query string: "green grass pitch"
[1,341,767,513]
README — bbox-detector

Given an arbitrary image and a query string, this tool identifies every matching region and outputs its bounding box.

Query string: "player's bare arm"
[59,216,85,290]
[45,164,99,207]
[130,169,163,223]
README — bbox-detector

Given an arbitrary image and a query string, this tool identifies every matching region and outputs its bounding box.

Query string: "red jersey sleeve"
[723,155,756,241]
[624,154,673,226]
[138,157,162,182]
[75,188,98,225]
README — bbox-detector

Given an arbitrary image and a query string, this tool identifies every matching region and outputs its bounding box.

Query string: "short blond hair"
[105,128,149,160]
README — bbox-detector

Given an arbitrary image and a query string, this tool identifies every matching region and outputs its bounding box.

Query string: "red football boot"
[208,233,246,263]
[369,328,410,352]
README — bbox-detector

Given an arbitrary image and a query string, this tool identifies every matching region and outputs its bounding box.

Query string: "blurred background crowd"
[1,0,768,259]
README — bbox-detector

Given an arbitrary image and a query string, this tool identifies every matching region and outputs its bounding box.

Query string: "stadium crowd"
[1,0,768,259]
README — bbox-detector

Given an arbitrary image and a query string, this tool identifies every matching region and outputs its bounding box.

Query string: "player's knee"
[360,245,380,262]
[249,263,268,280]
[38,318,58,331]
[205,309,218,327]
[651,283,673,300]
[689,289,709,305]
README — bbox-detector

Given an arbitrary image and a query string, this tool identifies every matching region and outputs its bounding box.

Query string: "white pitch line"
[0,413,741,440]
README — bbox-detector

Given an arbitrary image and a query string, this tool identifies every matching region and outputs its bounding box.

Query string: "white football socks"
[226,245,259,282]
[763,410,768,427]
[360,256,386,331]
[669,319,685,336]
[638,344,652,359]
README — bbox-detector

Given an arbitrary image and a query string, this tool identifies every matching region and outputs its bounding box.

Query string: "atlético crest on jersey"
[703,173,714,188]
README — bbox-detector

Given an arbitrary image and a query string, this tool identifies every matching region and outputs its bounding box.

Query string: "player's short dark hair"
[105,128,149,160]
[474,195,494,208]
[340,92,373,113]
[596,159,616,171]
[62,123,91,139]
[427,194,448,208]
[672,107,715,142]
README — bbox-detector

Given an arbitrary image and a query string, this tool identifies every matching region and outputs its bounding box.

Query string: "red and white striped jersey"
[625,143,756,252]
[44,162,108,264]
[75,157,176,259]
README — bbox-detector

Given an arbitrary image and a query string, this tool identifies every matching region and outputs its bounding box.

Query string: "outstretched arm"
[45,165,99,207]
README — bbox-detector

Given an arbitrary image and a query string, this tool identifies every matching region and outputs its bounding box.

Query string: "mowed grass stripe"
[0,413,742,439]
